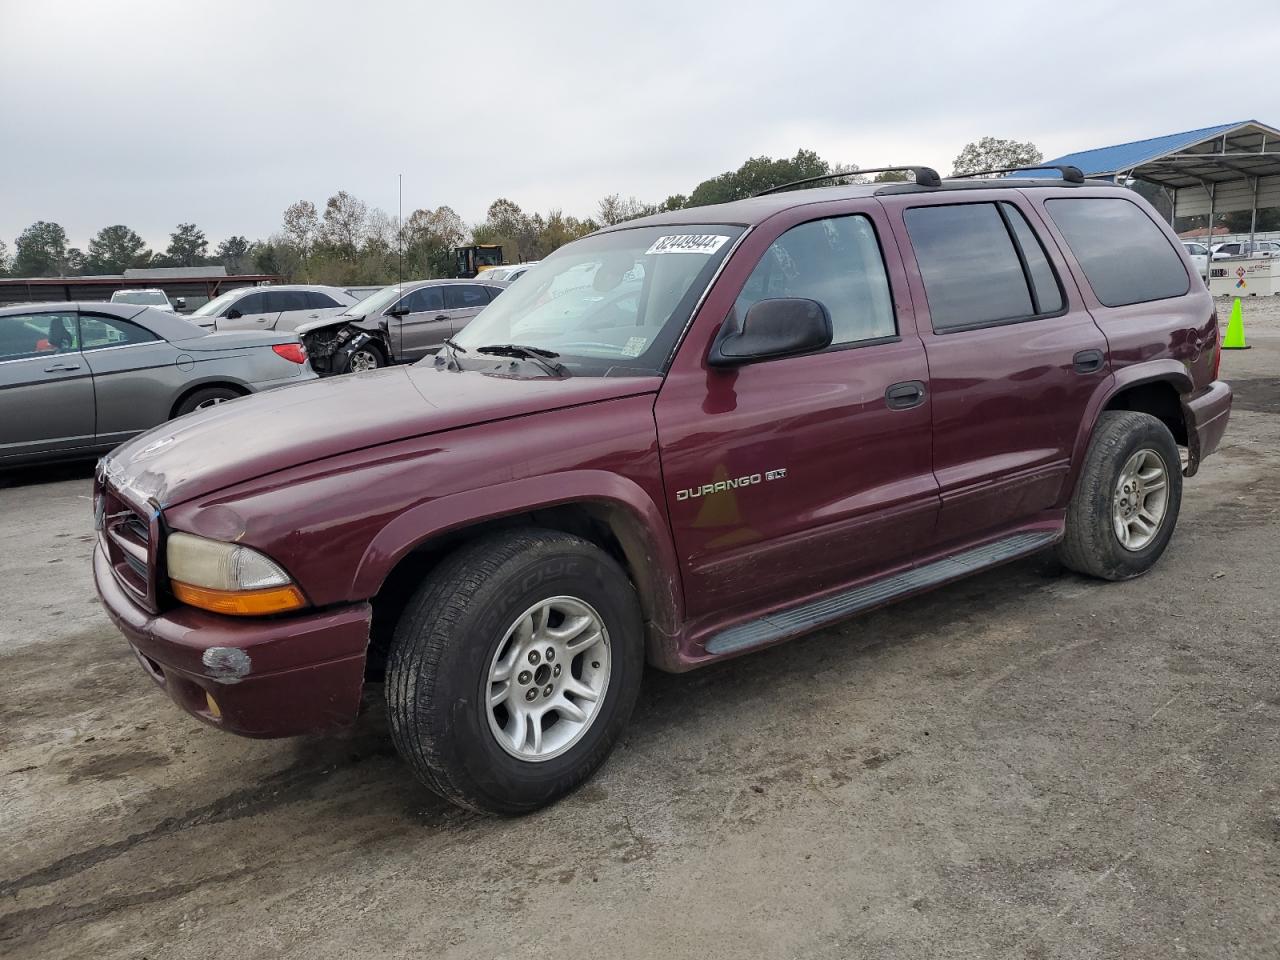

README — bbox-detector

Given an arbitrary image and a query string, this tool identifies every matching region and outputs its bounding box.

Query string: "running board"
[704,530,1058,657]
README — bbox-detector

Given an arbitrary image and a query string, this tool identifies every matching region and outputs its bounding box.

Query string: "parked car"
[1210,240,1280,260]
[294,279,504,374]
[480,262,539,284]
[187,284,358,332]
[1,302,315,467]
[110,288,183,313]
[94,172,1231,815]
[1181,241,1209,277]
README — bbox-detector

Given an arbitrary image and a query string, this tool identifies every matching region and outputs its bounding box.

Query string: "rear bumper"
[94,544,370,738]
[1183,379,1232,477]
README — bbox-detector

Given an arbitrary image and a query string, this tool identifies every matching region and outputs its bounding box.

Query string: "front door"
[218,290,281,330]
[392,285,449,361]
[888,196,1109,546]
[655,208,939,622]
[0,309,96,463]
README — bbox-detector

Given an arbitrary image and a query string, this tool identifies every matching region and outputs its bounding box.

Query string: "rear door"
[443,283,492,337]
[888,194,1108,546]
[78,311,179,447]
[393,285,448,361]
[0,309,96,462]
[655,205,938,621]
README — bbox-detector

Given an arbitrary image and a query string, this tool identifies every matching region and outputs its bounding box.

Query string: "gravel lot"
[2,295,1278,959]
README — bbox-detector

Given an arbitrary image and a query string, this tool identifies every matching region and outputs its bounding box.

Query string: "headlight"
[166,532,306,616]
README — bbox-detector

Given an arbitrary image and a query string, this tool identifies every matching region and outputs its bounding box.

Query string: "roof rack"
[755,166,942,196]
[948,164,1086,183]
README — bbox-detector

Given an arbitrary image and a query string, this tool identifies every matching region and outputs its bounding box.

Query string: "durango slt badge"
[676,468,788,501]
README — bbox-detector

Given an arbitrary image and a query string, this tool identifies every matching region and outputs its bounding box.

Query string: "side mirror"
[173,297,187,310]
[225,308,243,320]
[385,305,410,317]
[708,298,833,367]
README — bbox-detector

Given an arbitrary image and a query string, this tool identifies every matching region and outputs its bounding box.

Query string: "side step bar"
[704,530,1059,657]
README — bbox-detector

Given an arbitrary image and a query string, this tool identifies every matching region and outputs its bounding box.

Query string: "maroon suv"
[94,168,1232,814]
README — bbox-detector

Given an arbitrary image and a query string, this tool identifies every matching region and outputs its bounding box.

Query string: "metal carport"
[1033,120,1280,246]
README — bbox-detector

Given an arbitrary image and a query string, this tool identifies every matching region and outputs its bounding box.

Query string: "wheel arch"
[355,472,684,674]
[1064,360,1193,500]
[169,379,251,418]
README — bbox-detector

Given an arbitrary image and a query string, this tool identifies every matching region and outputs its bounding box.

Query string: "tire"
[173,386,240,417]
[386,528,645,814]
[1058,411,1183,581]
[343,342,385,374]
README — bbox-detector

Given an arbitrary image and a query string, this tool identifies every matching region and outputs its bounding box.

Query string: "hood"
[101,364,660,506]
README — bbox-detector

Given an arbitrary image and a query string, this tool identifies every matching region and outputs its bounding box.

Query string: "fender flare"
[349,469,684,659]
[1063,359,1194,498]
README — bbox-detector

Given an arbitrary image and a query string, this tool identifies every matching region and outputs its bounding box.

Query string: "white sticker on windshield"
[645,234,730,256]
[621,336,649,358]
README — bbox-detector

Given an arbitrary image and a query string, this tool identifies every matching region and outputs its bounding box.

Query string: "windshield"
[1184,243,1207,256]
[450,224,743,375]
[191,288,244,318]
[347,283,407,316]
[112,291,167,305]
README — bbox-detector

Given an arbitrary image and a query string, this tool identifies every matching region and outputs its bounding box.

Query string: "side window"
[0,312,79,361]
[737,214,896,346]
[903,203,1034,331]
[229,292,264,316]
[262,290,307,312]
[79,314,159,350]
[307,291,341,309]
[1001,203,1064,315]
[401,286,445,313]
[483,285,504,301]
[1045,198,1189,307]
[445,284,491,309]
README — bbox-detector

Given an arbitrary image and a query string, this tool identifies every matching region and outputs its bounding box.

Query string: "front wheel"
[343,342,385,374]
[1058,411,1183,580]
[386,529,644,814]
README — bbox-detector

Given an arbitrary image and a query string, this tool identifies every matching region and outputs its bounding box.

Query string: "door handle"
[434,314,448,321]
[44,362,81,372]
[885,380,926,410]
[1073,349,1105,374]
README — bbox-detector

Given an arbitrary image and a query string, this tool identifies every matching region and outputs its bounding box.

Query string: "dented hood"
[102,364,659,506]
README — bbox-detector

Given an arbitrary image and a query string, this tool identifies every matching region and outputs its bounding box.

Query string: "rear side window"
[1002,204,1063,315]
[445,284,490,309]
[79,314,158,350]
[737,214,896,346]
[904,203,1034,331]
[1046,198,1189,307]
[264,290,309,312]
[307,291,341,309]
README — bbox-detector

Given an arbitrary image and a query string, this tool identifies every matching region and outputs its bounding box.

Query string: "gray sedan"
[0,302,316,467]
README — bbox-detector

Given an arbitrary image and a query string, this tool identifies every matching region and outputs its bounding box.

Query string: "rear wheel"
[174,386,239,417]
[1058,411,1182,580]
[386,529,644,814]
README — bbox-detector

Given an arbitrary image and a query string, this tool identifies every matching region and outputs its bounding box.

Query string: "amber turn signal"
[171,581,306,616]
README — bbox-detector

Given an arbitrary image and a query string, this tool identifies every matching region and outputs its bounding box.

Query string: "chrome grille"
[96,478,160,612]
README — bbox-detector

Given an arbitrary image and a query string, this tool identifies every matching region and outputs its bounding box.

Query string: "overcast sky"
[2,0,1277,251]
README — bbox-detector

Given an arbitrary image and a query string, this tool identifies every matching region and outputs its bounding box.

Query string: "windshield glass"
[347,284,407,316]
[191,289,245,318]
[1184,243,1207,256]
[450,224,743,375]
[112,291,167,305]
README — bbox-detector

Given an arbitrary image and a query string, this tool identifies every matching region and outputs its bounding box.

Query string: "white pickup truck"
[109,288,183,313]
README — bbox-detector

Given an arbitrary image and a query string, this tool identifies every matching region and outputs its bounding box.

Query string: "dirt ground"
[2,296,1278,960]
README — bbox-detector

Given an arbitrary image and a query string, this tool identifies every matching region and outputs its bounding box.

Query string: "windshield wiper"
[475,343,565,376]
[435,337,467,369]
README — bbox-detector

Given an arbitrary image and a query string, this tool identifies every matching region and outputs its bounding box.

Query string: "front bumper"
[1182,379,1232,477]
[94,544,371,738]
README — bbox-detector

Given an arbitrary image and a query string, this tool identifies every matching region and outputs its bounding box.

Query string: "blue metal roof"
[1012,121,1257,179]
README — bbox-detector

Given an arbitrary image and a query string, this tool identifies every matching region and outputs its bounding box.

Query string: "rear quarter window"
[1045,198,1189,307]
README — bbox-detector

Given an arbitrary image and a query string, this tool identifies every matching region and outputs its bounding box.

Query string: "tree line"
[0,138,1049,284]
